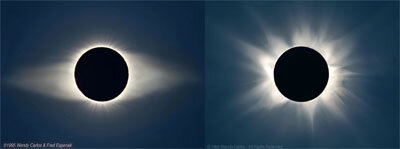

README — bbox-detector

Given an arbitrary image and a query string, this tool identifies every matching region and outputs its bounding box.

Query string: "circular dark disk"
[74,47,129,102]
[273,46,329,102]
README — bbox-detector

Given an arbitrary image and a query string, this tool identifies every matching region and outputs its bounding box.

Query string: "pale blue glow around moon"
[7,38,193,112]
[235,20,361,128]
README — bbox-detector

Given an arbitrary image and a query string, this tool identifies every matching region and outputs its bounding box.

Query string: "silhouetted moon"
[274,46,329,102]
[75,47,129,102]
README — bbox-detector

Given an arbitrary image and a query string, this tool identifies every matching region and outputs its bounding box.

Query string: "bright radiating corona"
[7,39,189,112]
[236,21,358,128]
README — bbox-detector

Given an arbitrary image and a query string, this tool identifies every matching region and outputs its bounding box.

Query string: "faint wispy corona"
[7,38,192,113]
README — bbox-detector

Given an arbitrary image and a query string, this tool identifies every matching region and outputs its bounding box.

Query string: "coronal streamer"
[235,20,361,128]
[7,40,189,112]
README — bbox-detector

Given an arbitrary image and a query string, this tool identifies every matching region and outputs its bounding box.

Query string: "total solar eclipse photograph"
[205,1,398,148]
[1,1,399,149]
[2,1,204,148]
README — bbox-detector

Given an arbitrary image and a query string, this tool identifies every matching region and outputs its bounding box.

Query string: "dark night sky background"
[2,1,204,148]
[1,1,399,148]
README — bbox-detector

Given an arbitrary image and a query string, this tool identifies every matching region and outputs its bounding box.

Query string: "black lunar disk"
[274,46,329,102]
[75,47,129,102]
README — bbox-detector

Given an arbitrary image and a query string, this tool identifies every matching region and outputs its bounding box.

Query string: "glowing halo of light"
[235,22,359,127]
[6,38,191,113]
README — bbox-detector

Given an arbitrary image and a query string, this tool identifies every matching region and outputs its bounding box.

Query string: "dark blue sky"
[2,1,204,148]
